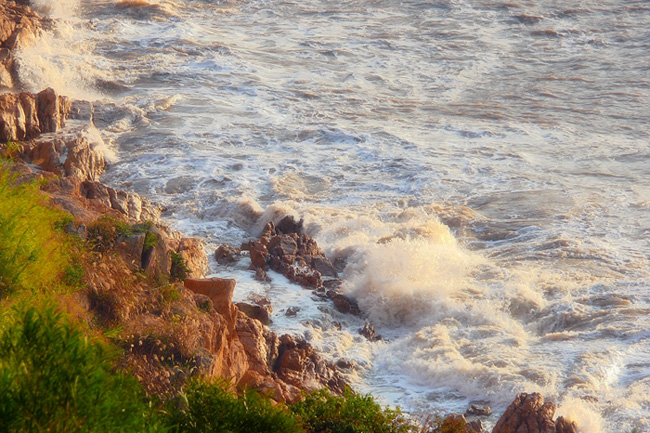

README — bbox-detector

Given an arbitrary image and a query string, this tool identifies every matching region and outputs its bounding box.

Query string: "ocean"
[19,0,650,431]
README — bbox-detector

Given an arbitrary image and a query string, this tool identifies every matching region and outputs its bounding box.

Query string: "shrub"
[291,388,415,433]
[0,306,164,432]
[167,380,301,433]
[87,216,133,251]
[0,164,75,296]
[170,251,189,282]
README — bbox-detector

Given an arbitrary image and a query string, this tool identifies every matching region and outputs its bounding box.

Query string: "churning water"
[19,0,650,431]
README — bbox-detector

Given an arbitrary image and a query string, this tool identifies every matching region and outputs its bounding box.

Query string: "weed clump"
[0,164,77,297]
[87,216,133,251]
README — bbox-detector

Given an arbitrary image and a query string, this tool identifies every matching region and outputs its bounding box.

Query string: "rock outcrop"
[0,0,50,89]
[491,393,577,433]
[0,88,70,142]
[184,277,348,403]
[245,218,360,316]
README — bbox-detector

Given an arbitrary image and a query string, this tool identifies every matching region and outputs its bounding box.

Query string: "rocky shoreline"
[0,1,579,432]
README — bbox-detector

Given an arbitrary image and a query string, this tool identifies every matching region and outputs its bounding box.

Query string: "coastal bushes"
[291,388,413,433]
[0,307,163,433]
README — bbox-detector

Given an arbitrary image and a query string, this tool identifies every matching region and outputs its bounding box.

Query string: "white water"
[18,0,650,431]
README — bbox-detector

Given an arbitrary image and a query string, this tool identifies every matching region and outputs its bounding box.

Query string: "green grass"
[170,251,189,282]
[0,163,78,297]
[87,216,133,251]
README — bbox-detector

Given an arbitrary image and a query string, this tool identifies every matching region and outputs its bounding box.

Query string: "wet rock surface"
[247,218,362,316]
[491,393,577,433]
[0,0,50,89]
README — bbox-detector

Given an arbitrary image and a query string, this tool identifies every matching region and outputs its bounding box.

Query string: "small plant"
[167,380,301,433]
[63,264,85,288]
[170,251,189,282]
[143,230,159,252]
[2,141,22,159]
[159,284,181,305]
[87,215,133,251]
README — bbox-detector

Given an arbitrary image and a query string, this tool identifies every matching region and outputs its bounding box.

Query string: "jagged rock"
[336,358,354,370]
[275,215,303,235]
[285,306,300,317]
[113,233,146,270]
[184,278,237,325]
[327,290,361,316]
[236,302,271,325]
[69,99,94,123]
[177,237,207,279]
[491,393,578,433]
[26,135,105,182]
[359,322,381,341]
[0,1,50,89]
[274,334,346,395]
[467,419,485,433]
[466,403,492,417]
[80,180,161,222]
[215,244,241,264]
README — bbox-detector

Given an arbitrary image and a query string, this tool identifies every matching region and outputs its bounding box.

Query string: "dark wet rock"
[285,306,300,317]
[215,244,241,264]
[466,403,492,417]
[491,393,578,433]
[327,290,360,316]
[275,215,303,235]
[336,358,354,370]
[358,322,381,341]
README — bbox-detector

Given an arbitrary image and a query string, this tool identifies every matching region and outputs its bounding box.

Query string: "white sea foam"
[19,0,650,430]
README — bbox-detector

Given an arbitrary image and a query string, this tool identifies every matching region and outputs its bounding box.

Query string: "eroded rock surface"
[0,0,50,89]
[491,393,577,433]
[0,88,70,142]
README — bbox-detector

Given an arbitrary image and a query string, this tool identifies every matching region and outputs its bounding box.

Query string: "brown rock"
[215,244,241,264]
[359,322,381,341]
[274,334,346,395]
[236,302,271,325]
[177,237,208,279]
[249,240,269,269]
[285,306,300,317]
[466,403,492,417]
[491,393,577,433]
[275,215,303,235]
[327,290,361,316]
[37,88,68,133]
[184,278,237,325]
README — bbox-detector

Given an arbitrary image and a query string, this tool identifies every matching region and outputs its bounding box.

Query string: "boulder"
[491,393,578,433]
[184,278,237,325]
[215,244,241,264]
[236,302,271,325]
[274,334,346,395]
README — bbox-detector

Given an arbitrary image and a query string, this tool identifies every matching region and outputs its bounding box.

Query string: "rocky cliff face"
[0,0,50,89]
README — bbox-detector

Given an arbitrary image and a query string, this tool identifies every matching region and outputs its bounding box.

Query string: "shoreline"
[0,1,582,432]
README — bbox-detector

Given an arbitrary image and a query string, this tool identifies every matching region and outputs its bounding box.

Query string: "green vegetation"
[0,307,163,433]
[170,251,190,282]
[0,164,77,297]
[291,388,413,433]
[167,381,301,433]
[87,215,133,251]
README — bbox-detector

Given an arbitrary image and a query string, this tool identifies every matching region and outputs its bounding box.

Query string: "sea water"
[18,0,650,431]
